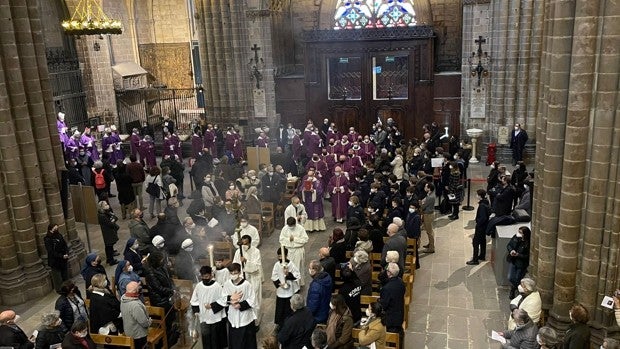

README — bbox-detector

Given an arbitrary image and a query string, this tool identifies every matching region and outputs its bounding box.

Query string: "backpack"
[93,168,106,189]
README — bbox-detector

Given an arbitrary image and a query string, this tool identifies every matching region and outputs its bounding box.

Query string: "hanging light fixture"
[61,0,122,36]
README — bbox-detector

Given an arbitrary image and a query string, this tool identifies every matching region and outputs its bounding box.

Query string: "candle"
[280,244,285,264]
[208,244,214,267]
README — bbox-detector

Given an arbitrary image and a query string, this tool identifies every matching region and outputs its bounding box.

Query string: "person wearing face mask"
[496,308,538,349]
[506,226,531,299]
[346,195,365,225]
[467,189,491,265]
[601,338,620,349]
[55,281,88,333]
[243,185,263,216]
[379,263,405,342]
[232,217,260,248]
[358,302,386,349]
[233,235,264,326]
[298,170,326,232]
[284,196,309,225]
[223,263,258,349]
[80,253,109,293]
[144,251,178,344]
[510,123,528,166]
[0,310,34,349]
[507,278,542,330]
[35,311,65,349]
[87,273,122,335]
[201,174,220,213]
[120,281,152,349]
[307,260,333,324]
[115,260,141,297]
[563,304,591,349]
[61,321,95,349]
[190,266,228,349]
[280,217,310,286]
[123,238,144,276]
[44,224,70,293]
[174,239,198,281]
[225,180,241,200]
[338,267,362,323]
[97,201,120,266]
[327,166,350,223]
[325,294,354,349]
[272,247,302,327]
[261,165,284,205]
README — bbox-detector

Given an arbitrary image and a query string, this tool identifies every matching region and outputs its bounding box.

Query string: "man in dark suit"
[510,123,528,165]
[493,175,515,216]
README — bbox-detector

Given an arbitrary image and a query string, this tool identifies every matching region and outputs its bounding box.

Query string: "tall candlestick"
[208,244,214,267]
[280,244,285,264]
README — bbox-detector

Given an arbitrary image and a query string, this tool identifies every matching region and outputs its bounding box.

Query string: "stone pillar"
[531,0,620,345]
[195,0,254,126]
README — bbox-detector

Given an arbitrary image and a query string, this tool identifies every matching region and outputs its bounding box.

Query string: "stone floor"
[6,160,520,349]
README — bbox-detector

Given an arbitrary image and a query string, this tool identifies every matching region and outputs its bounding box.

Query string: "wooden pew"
[91,333,135,349]
[146,305,168,349]
[260,201,275,236]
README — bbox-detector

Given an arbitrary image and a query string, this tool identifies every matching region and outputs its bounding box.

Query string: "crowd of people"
[0,115,610,349]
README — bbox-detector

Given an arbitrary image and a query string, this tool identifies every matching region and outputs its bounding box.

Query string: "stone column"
[531,0,620,345]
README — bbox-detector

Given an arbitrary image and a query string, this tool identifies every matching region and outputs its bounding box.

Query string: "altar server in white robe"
[231,217,260,248]
[284,196,308,225]
[190,266,227,349]
[213,258,230,286]
[279,216,309,286]
[233,235,263,326]
[271,246,301,328]
[223,262,258,349]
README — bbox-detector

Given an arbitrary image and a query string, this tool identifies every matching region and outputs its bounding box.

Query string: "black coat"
[114,172,136,206]
[44,232,69,270]
[261,173,284,204]
[144,265,175,308]
[346,205,366,225]
[475,199,492,233]
[506,236,530,269]
[330,241,348,265]
[339,279,362,323]
[97,211,119,246]
[405,211,421,239]
[380,277,406,329]
[0,324,34,349]
[88,290,123,333]
[35,327,65,349]
[320,256,336,285]
[277,307,316,349]
[55,293,87,332]
[81,264,108,291]
[562,322,590,349]
[493,185,515,216]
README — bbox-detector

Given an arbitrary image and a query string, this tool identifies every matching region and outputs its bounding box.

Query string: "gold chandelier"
[61,0,122,35]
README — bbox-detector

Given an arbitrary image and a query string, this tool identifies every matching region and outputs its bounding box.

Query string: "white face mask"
[409,208,415,213]
[188,224,196,230]
[132,243,140,250]
[242,245,249,251]
[335,172,341,176]
[103,280,108,287]
[536,335,543,345]
[127,265,134,272]
[78,330,88,338]
[229,185,235,190]
[250,176,256,180]
[365,308,372,317]
[156,243,165,249]
[185,246,194,252]
[329,302,335,310]
[516,232,523,238]
[517,285,525,293]
[308,269,315,276]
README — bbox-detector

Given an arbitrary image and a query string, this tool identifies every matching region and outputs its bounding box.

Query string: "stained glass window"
[334,0,417,30]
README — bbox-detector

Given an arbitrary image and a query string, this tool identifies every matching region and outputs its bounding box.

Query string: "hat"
[181,239,193,249]
[152,235,165,246]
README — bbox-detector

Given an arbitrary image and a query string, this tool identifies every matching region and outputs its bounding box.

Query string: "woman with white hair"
[351,250,372,296]
[508,278,542,330]
[35,311,65,349]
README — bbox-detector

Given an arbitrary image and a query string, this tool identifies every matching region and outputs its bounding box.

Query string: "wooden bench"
[146,305,168,349]
[91,333,135,349]
[260,201,275,236]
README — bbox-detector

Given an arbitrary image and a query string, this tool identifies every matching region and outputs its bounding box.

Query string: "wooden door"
[330,106,360,134]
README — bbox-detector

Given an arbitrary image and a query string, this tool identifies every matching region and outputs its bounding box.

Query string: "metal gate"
[115,88,202,134]
[46,48,88,129]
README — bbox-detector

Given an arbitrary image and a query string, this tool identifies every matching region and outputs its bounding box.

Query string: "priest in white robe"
[231,217,260,248]
[233,235,263,326]
[284,196,308,225]
[279,216,309,286]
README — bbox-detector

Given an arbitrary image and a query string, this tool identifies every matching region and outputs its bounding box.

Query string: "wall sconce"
[468,35,490,87]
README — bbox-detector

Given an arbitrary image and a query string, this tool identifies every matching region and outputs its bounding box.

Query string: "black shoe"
[108,259,119,266]
[466,260,479,265]
[478,256,486,261]
[449,215,459,220]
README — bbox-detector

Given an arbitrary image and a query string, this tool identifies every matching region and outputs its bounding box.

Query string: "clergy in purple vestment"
[360,136,376,163]
[109,125,124,164]
[347,128,359,144]
[57,112,69,146]
[203,124,217,156]
[306,154,329,189]
[232,131,244,160]
[306,131,322,159]
[291,130,303,162]
[335,135,352,156]
[256,132,269,148]
[65,130,81,160]
[140,135,156,169]
[336,155,354,179]
[298,170,326,232]
[101,129,114,163]
[326,127,341,144]
[80,128,100,161]
[327,166,350,223]
[162,132,175,158]
[129,128,141,157]
[171,133,183,160]
[225,129,236,160]
[191,129,204,159]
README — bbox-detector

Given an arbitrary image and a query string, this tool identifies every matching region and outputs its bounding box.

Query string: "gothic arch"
[317,0,434,30]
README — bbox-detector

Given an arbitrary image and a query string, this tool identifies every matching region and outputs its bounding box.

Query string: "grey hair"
[41,311,60,327]
[387,262,400,276]
[93,160,103,169]
[537,326,559,346]
[311,328,327,348]
[513,308,531,324]
[309,260,323,272]
[385,250,399,263]
[521,278,536,293]
[354,250,369,264]
[97,200,108,213]
[290,294,305,311]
